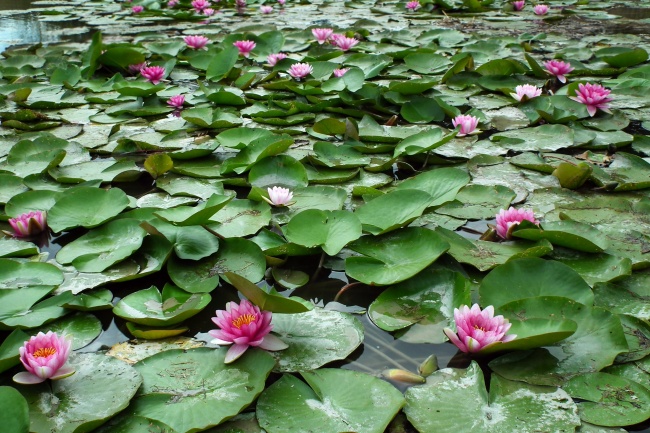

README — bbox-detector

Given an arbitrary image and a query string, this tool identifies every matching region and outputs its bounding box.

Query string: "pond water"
[2,0,650,432]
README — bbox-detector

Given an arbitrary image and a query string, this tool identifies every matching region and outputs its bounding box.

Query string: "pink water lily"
[131,5,144,13]
[543,59,574,83]
[128,62,147,74]
[333,68,349,78]
[312,28,334,44]
[533,4,549,15]
[209,300,288,363]
[184,35,210,49]
[287,62,313,79]
[203,7,215,15]
[191,0,209,11]
[140,65,165,84]
[569,83,613,117]
[333,36,359,51]
[495,206,539,239]
[8,211,47,237]
[267,52,287,66]
[13,332,75,384]
[406,1,420,11]
[511,84,542,102]
[260,5,273,13]
[167,0,178,7]
[443,304,516,353]
[452,114,480,137]
[278,0,285,5]
[167,95,185,109]
[263,186,294,206]
[513,0,524,10]
[236,0,246,7]
[233,40,256,57]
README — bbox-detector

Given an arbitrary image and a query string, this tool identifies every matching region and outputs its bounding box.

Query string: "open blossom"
[191,0,209,11]
[312,28,334,44]
[13,332,75,384]
[203,8,215,15]
[452,114,480,137]
[140,65,165,84]
[184,35,210,49]
[267,53,287,66]
[569,83,613,117]
[167,95,185,109]
[131,5,144,13]
[333,68,349,78]
[513,0,524,10]
[8,211,47,237]
[263,186,294,206]
[406,1,420,11]
[543,59,574,83]
[287,62,313,79]
[209,300,288,363]
[511,84,542,102]
[495,207,539,239]
[260,5,273,13]
[334,36,359,51]
[533,4,549,15]
[444,305,516,353]
[167,0,178,6]
[233,40,256,57]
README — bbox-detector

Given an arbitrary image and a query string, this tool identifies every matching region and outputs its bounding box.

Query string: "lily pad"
[346,227,450,286]
[113,284,211,326]
[17,353,142,433]
[48,186,130,232]
[270,308,364,372]
[284,209,362,255]
[404,361,580,433]
[130,347,275,433]
[257,369,404,433]
[0,386,29,433]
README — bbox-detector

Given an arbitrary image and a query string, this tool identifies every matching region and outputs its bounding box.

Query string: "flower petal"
[13,371,47,385]
[258,333,288,351]
[224,344,250,364]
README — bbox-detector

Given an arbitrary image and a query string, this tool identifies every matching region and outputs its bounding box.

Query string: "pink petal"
[13,371,46,384]
[258,334,288,351]
[224,344,250,363]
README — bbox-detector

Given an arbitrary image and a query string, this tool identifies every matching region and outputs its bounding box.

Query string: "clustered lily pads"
[1,0,650,432]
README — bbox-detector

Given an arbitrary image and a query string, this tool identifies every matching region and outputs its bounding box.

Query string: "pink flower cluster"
[233,40,256,57]
[570,83,613,117]
[452,114,480,137]
[209,299,288,363]
[8,211,47,237]
[13,332,75,384]
[262,186,294,206]
[288,63,313,79]
[495,207,539,239]
[140,65,166,84]
[543,59,574,83]
[443,304,516,353]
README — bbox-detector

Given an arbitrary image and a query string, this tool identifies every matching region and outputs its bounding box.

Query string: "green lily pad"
[113,284,211,326]
[368,268,471,344]
[435,227,554,271]
[17,353,142,433]
[479,258,594,308]
[0,259,63,289]
[257,369,404,433]
[346,227,450,286]
[270,308,364,372]
[0,238,39,258]
[563,372,650,427]
[354,189,433,235]
[593,270,650,321]
[435,184,516,220]
[284,209,362,255]
[0,386,29,433]
[404,361,580,433]
[34,312,102,350]
[0,329,29,374]
[56,218,147,272]
[48,186,130,232]
[61,289,113,311]
[490,297,628,386]
[207,199,272,238]
[130,347,274,433]
[512,220,608,253]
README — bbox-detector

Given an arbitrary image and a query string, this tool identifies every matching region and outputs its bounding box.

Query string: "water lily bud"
[382,369,425,384]
[417,354,438,377]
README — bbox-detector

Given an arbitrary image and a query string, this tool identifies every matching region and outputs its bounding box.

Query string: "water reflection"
[0,0,90,53]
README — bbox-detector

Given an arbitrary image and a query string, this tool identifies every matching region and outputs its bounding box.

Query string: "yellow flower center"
[232,314,257,329]
[474,325,486,332]
[33,347,56,358]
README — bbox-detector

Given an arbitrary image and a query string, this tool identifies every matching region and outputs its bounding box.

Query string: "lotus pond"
[1,0,650,432]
